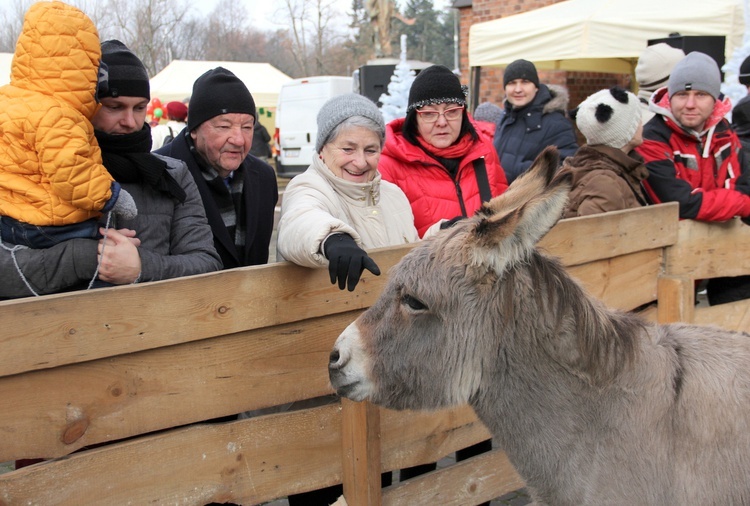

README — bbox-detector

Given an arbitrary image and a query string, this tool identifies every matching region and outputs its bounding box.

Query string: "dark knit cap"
[407,65,467,113]
[187,67,256,131]
[740,55,750,86]
[503,59,540,88]
[732,94,750,136]
[99,40,150,100]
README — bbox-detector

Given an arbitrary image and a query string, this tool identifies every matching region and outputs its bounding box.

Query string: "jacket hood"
[10,1,101,119]
[648,87,732,134]
[544,84,571,115]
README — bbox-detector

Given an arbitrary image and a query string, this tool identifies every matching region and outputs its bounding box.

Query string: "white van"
[275,76,354,177]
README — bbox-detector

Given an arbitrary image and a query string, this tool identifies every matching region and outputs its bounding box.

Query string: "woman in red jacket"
[379,64,509,237]
[378,65,504,501]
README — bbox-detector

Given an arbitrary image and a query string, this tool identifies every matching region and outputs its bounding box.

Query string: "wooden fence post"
[340,399,382,505]
[657,275,695,324]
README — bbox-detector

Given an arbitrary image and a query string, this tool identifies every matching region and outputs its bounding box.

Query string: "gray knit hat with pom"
[316,93,385,152]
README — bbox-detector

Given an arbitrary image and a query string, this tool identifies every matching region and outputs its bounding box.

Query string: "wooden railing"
[1,202,747,505]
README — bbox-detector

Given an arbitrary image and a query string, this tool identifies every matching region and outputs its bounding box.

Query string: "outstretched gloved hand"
[323,233,380,291]
[112,188,138,220]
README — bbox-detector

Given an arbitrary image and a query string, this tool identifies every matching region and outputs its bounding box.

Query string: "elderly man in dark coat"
[156,67,278,269]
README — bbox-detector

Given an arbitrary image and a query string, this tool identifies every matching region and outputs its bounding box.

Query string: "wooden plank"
[656,276,695,324]
[381,405,491,471]
[341,399,382,506]
[0,312,359,461]
[0,246,411,378]
[0,403,507,506]
[0,405,346,506]
[665,217,750,279]
[539,203,678,267]
[695,301,750,333]
[383,449,524,506]
[567,249,662,311]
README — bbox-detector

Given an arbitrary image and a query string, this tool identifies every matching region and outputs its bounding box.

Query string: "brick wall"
[457,0,630,113]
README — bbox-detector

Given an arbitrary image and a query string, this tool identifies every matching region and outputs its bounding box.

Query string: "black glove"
[323,233,380,291]
[742,216,750,226]
[440,215,465,230]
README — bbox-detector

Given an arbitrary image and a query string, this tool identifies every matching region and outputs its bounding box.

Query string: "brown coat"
[560,144,649,219]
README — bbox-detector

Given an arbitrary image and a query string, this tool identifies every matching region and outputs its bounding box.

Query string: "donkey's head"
[329,147,571,410]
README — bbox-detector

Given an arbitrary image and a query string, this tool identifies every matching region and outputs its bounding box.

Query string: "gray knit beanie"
[668,52,721,99]
[473,102,504,124]
[316,94,385,152]
[574,87,641,149]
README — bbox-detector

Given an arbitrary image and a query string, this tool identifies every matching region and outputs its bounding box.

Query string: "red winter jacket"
[636,88,750,221]
[379,117,508,237]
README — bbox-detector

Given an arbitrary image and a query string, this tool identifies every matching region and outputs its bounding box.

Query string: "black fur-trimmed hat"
[573,86,641,148]
[188,67,256,131]
[407,65,467,113]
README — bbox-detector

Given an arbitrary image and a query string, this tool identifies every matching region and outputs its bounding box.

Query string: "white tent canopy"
[149,60,292,108]
[469,0,745,73]
[0,53,13,86]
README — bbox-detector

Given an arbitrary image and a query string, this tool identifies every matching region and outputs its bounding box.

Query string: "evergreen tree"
[401,0,454,67]
[379,35,416,122]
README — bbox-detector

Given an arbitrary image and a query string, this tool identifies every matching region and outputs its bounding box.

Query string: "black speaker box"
[359,64,396,106]
[648,35,726,76]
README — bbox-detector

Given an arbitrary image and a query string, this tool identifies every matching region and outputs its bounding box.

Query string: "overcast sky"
[195,0,450,30]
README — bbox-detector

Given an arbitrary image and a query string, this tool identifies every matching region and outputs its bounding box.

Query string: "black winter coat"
[155,128,278,269]
[493,84,578,183]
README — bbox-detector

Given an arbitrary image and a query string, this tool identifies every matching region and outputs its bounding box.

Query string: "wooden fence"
[1,202,748,505]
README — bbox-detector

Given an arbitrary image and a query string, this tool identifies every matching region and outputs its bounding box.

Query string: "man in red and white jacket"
[637,51,750,305]
[637,51,750,222]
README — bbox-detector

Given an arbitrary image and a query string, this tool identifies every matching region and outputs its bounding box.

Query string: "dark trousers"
[1,216,100,248]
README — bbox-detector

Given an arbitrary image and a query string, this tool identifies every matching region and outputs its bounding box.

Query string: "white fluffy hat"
[574,87,641,149]
[635,43,685,92]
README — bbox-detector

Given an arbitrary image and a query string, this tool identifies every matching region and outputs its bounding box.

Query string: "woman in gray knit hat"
[276,93,419,294]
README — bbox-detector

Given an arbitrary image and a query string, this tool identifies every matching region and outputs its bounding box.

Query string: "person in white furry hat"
[559,86,649,218]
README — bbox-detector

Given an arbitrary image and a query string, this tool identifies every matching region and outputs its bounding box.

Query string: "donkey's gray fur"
[329,147,750,505]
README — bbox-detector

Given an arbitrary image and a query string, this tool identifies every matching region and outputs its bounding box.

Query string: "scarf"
[416,132,475,177]
[94,126,186,203]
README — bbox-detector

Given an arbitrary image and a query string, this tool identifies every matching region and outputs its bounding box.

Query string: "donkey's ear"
[466,147,570,273]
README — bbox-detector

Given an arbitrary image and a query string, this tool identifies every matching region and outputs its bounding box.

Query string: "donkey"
[329,147,750,505]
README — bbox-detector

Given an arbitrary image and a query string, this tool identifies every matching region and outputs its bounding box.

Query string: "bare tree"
[92,0,191,75]
[280,0,348,76]
[0,0,34,52]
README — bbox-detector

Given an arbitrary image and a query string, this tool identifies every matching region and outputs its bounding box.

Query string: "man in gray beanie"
[637,51,750,305]
[155,67,278,270]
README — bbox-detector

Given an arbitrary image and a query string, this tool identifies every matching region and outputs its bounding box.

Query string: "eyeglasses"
[416,106,465,123]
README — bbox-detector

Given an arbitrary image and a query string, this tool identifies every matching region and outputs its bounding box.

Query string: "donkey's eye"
[401,294,427,311]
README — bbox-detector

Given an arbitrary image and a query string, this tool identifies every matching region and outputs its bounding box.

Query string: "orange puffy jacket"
[0,1,115,226]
